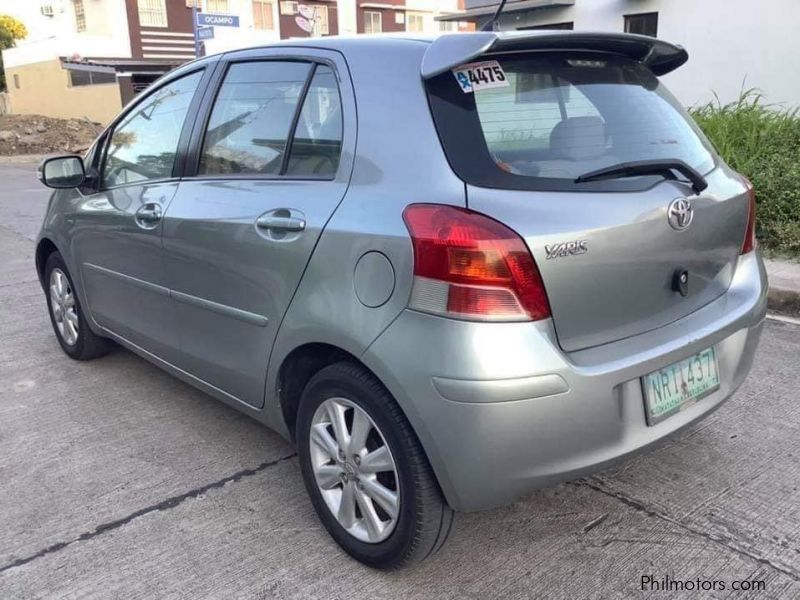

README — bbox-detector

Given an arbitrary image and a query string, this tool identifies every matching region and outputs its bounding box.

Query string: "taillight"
[741,177,757,254]
[402,204,551,322]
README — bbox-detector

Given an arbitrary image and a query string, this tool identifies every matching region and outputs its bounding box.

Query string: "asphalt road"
[1,162,799,599]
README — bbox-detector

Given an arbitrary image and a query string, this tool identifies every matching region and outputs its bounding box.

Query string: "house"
[437,0,800,107]
[1,0,196,123]
[1,0,471,124]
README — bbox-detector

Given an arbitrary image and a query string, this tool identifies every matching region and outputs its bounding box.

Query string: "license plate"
[642,347,720,426]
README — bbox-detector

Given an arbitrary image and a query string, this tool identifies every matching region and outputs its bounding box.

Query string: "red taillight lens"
[741,177,757,254]
[402,204,551,321]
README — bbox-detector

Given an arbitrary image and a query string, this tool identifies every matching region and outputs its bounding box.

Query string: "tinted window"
[285,65,342,177]
[102,71,202,188]
[199,61,311,175]
[469,54,714,181]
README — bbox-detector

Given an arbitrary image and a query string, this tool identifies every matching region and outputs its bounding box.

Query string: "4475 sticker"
[452,60,509,93]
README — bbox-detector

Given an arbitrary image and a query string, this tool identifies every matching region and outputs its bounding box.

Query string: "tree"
[0,15,27,92]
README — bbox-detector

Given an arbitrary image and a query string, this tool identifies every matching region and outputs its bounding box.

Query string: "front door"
[162,51,353,408]
[74,68,208,361]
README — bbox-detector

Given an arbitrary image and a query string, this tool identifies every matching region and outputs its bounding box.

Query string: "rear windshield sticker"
[452,60,509,94]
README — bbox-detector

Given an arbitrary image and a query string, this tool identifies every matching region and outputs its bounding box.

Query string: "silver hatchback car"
[36,31,766,568]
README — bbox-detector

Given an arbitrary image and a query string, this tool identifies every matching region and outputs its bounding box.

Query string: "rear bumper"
[362,252,768,511]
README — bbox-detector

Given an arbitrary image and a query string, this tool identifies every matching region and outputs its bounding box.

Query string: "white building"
[440,0,800,108]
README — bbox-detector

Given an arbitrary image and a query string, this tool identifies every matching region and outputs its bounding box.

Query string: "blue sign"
[196,13,240,27]
[197,26,215,40]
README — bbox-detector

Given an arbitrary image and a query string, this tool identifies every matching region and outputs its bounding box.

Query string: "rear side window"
[427,53,716,192]
[199,61,343,178]
[285,65,343,177]
[200,61,311,175]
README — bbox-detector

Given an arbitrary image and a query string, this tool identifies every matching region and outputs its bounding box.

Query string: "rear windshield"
[427,53,716,191]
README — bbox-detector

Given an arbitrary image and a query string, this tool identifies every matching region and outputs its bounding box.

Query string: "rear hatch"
[424,34,751,351]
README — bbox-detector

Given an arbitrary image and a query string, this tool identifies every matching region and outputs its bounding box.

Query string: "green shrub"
[690,90,800,257]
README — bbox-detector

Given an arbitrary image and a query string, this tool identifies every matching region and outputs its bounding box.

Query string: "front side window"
[137,0,167,27]
[199,61,312,175]
[102,71,203,188]
[364,11,381,33]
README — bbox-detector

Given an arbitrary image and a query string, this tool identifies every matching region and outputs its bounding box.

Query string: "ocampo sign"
[196,13,240,27]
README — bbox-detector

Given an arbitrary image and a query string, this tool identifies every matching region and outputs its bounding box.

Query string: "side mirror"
[38,156,86,189]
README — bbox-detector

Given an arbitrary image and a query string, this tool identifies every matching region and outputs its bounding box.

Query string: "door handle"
[135,203,162,227]
[256,211,306,232]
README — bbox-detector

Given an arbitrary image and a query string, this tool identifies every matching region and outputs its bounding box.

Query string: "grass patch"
[690,90,800,258]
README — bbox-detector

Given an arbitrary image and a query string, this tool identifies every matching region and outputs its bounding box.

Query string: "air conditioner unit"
[280,1,299,15]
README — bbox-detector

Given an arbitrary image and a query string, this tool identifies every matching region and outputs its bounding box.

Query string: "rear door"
[427,52,750,351]
[161,48,353,408]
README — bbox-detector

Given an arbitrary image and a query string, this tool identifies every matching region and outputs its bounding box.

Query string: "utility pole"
[192,1,201,58]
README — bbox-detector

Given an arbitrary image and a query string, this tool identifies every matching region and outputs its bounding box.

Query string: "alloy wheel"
[309,397,400,543]
[49,268,79,346]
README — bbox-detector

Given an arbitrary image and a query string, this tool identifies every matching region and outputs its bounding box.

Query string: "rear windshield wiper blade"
[575,159,709,194]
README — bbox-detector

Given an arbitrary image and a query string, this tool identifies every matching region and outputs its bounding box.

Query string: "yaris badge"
[668,198,694,231]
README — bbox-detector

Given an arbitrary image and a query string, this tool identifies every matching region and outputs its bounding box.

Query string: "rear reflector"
[402,204,551,321]
[741,177,757,255]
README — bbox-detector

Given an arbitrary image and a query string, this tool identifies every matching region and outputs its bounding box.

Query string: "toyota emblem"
[667,198,694,231]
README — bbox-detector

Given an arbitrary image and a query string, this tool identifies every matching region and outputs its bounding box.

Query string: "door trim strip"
[83,262,269,327]
[83,262,170,296]
[170,290,269,327]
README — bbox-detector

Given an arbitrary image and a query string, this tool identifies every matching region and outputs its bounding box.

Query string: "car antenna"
[481,0,508,32]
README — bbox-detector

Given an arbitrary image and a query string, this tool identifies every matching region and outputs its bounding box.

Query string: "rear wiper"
[575,159,708,195]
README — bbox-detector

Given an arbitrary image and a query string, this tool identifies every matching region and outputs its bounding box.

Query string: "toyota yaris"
[36,31,766,568]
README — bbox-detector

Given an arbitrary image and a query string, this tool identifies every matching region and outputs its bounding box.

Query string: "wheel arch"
[35,237,60,288]
[276,342,363,442]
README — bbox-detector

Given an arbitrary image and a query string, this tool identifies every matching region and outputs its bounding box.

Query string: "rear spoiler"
[421,31,688,79]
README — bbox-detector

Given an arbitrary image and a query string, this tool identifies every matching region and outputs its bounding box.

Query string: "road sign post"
[192,3,200,58]
[192,11,238,58]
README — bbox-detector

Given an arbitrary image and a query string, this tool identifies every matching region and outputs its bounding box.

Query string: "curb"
[768,286,800,318]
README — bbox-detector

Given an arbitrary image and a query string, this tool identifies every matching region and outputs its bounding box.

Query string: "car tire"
[44,252,113,361]
[296,361,454,569]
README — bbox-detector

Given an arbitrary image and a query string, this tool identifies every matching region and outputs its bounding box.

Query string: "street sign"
[197,26,215,40]
[196,13,240,27]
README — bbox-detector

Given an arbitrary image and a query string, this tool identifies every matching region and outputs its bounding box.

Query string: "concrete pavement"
[1,164,800,599]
